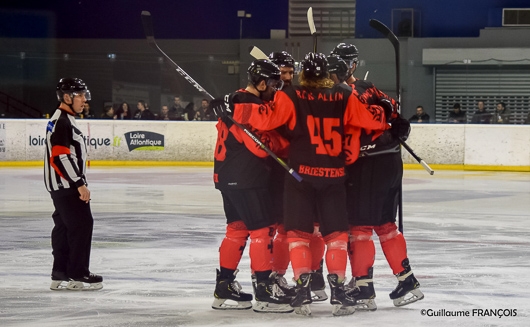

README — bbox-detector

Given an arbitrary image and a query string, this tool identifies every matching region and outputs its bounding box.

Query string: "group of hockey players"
[210,43,424,316]
[42,42,424,314]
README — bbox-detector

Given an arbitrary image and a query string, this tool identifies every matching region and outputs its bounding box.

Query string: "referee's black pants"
[51,193,94,278]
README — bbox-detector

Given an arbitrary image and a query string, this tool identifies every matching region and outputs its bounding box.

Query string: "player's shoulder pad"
[233,90,262,105]
[333,83,353,93]
[353,79,374,89]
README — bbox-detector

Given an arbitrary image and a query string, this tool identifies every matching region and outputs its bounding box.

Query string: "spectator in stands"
[158,105,171,120]
[196,99,216,121]
[169,96,185,120]
[184,102,196,121]
[80,102,95,119]
[100,105,116,119]
[491,102,510,124]
[133,100,155,120]
[115,102,133,120]
[447,103,466,123]
[408,105,430,123]
[471,100,491,124]
[525,112,530,124]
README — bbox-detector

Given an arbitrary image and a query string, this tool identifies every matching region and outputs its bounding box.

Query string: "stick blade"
[248,46,268,60]
[369,19,399,48]
[307,7,316,35]
[369,19,390,37]
[140,10,157,48]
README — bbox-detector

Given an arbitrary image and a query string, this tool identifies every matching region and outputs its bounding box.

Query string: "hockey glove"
[210,94,233,119]
[390,116,411,141]
[378,98,397,122]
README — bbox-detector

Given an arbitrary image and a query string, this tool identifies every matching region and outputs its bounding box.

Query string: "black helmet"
[268,51,295,68]
[301,52,328,78]
[56,77,91,102]
[326,55,349,82]
[247,59,283,90]
[330,43,359,65]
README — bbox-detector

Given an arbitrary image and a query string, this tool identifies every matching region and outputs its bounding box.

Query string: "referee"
[44,78,103,291]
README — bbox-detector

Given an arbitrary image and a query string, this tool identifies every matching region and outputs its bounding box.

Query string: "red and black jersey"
[213,89,288,190]
[351,78,401,157]
[233,84,388,184]
[44,106,87,196]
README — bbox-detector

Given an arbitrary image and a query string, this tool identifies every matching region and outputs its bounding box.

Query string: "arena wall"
[0,119,529,171]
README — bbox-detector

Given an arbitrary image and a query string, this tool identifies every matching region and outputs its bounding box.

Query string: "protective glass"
[267,78,284,91]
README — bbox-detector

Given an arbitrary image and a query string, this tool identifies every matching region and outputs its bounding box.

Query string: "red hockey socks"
[219,221,249,270]
[287,230,313,280]
[349,226,375,277]
[249,226,275,273]
[375,222,408,275]
[272,224,290,275]
[323,231,349,280]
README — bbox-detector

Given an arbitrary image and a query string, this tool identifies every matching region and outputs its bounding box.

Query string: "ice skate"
[290,273,312,316]
[328,274,356,316]
[310,260,328,301]
[50,271,69,291]
[389,259,424,307]
[252,273,294,313]
[67,273,103,291]
[347,267,377,311]
[274,273,297,297]
[212,269,253,310]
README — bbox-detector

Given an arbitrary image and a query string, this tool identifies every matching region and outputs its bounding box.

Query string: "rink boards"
[0,119,529,170]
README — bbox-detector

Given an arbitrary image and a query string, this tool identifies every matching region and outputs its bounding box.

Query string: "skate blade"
[50,280,68,291]
[311,290,328,302]
[211,298,252,310]
[332,304,356,316]
[393,288,424,307]
[354,298,377,311]
[66,281,103,291]
[294,304,311,316]
[253,301,294,313]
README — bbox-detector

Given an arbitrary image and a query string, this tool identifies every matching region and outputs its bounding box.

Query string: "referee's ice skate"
[389,259,424,306]
[66,273,103,291]
[212,269,252,310]
[49,271,69,291]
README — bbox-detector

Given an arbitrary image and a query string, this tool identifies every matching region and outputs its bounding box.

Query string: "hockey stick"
[369,19,400,103]
[400,141,433,174]
[141,11,302,182]
[369,19,434,176]
[307,7,317,52]
[368,19,405,233]
[248,46,268,60]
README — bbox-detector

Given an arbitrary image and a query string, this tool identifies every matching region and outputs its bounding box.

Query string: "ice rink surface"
[0,166,529,327]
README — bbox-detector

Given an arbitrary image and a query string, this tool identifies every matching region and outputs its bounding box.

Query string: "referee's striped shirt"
[44,108,87,196]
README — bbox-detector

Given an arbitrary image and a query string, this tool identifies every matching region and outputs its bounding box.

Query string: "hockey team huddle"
[209,43,424,316]
[43,41,423,317]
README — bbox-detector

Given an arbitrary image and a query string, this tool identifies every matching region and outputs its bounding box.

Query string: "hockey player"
[331,43,424,310]
[326,55,350,85]
[211,59,293,313]
[215,53,389,316]
[45,78,103,291]
[268,51,295,87]
[268,51,328,302]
